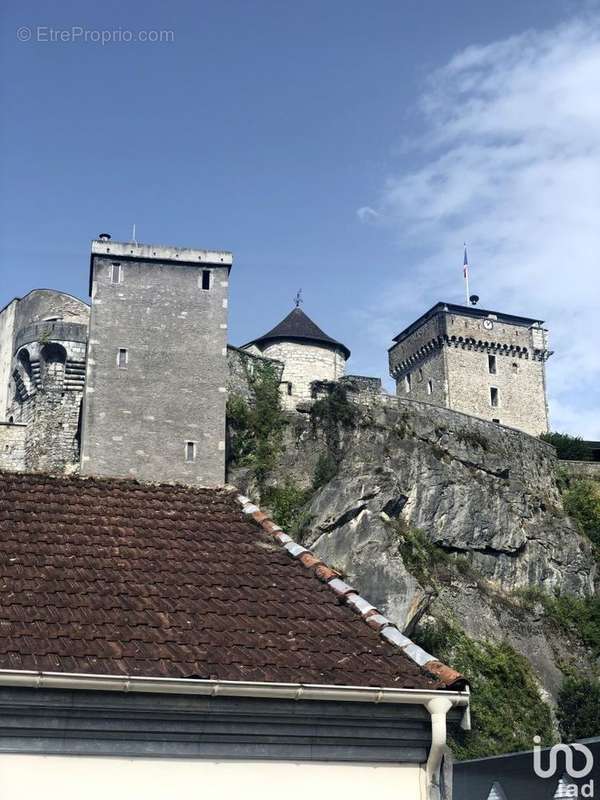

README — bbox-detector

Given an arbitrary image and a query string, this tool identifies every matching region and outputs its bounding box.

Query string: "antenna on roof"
[131,224,137,245]
[294,289,303,308]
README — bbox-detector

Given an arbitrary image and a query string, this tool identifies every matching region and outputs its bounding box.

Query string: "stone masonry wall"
[0,422,26,471]
[560,460,600,481]
[81,254,230,486]
[257,341,346,410]
[396,352,448,407]
[445,343,548,436]
[0,301,17,420]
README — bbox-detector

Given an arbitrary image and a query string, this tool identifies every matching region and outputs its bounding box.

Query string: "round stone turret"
[243,307,350,408]
[5,290,90,470]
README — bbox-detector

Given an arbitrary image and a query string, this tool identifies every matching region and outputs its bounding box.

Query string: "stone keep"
[243,307,350,409]
[388,302,552,436]
[80,239,232,485]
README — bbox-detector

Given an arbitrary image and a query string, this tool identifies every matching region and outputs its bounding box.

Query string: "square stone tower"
[388,302,552,436]
[80,237,232,485]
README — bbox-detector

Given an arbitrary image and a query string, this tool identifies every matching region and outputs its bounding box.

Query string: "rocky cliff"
[228,384,598,749]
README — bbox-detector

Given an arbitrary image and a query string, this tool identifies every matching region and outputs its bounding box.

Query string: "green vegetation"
[415,619,555,759]
[226,361,285,485]
[541,431,591,461]
[514,587,600,658]
[557,675,600,742]
[261,483,313,534]
[309,382,359,481]
[394,523,452,585]
[391,520,475,587]
[312,452,338,489]
[562,478,600,550]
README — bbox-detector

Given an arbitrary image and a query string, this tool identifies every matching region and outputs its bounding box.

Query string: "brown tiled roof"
[0,471,464,690]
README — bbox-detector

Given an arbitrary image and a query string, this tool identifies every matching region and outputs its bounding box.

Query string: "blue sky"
[2,0,599,435]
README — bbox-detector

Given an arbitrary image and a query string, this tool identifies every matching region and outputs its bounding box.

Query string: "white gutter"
[0,669,469,707]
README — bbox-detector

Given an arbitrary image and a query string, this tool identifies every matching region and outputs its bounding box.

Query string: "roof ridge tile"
[233,491,466,691]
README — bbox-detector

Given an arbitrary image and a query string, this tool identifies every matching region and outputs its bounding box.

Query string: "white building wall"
[0,755,427,800]
[257,341,346,409]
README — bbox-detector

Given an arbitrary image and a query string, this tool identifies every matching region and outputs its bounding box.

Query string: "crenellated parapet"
[390,333,551,381]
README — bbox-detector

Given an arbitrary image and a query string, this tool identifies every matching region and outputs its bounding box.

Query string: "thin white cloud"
[363,17,600,437]
[356,206,379,223]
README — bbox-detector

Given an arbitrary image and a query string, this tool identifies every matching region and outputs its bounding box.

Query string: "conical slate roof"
[244,307,350,359]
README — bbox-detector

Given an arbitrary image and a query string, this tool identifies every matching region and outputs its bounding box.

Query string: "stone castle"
[0,235,552,483]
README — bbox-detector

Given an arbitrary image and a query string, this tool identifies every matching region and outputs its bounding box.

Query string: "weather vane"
[294,289,303,308]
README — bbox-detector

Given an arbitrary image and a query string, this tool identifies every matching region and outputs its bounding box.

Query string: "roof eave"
[242,335,351,361]
[0,668,470,708]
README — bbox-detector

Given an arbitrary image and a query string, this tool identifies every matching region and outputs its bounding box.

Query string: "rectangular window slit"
[185,441,196,462]
[488,354,497,374]
[201,270,211,290]
[117,348,128,369]
[111,263,122,284]
[490,387,499,407]
[427,380,433,395]
[405,373,411,393]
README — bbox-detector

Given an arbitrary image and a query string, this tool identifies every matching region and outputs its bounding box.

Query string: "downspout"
[425,696,453,800]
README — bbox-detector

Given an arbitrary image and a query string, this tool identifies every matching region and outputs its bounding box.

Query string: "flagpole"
[463,244,470,304]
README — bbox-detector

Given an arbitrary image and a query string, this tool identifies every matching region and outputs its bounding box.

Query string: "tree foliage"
[541,431,591,461]
[415,620,555,759]
[226,361,284,485]
[557,675,600,741]
[562,478,600,550]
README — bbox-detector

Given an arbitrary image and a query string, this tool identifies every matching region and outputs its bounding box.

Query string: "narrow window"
[117,348,128,369]
[287,382,292,396]
[427,380,433,395]
[404,373,411,393]
[488,355,497,374]
[201,270,211,290]
[185,441,196,462]
[512,361,519,374]
[111,263,122,284]
[418,368,423,382]
[492,418,500,424]
[490,387,499,407]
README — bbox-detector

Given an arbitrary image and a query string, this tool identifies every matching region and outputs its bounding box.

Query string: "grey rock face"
[300,400,594,598]
[302,471,429,631]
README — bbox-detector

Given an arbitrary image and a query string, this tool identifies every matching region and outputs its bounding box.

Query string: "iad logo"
[533,736,594,797]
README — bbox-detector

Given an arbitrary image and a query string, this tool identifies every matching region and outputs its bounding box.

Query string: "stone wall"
[0,300,17,420]
[256,340,346,409]
[0,422,26,471]
[13,290,89,331]
[445,343,548,436]
[395,351,448,407]
[560,460,600,481]
[227,346,284,402]
[81,246,231,486]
